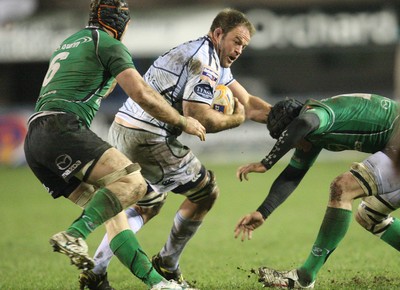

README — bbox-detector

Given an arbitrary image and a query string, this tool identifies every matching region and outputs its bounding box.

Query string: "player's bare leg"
[258,171,366,288]
[294,172,365,286]
[50,148,146,270]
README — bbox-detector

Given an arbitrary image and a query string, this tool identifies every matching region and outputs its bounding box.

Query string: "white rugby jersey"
[116,35,235,137]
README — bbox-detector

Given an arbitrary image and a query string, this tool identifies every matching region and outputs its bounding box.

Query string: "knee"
[91,163,147,208]
[197,183,219,210]
[146,202,164,218]
[109,173,147,208]
[183,170,220,210]
[134,203,163,223]
[329,175,346,203]
[355,198,394,237]
[354,203,370,229]
[123,174,147,203]
[329,172,357,205]
[135,190,168,222]
[195,170,220,206]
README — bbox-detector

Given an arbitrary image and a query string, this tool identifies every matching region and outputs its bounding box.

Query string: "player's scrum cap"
[88,0,130,40]
[267,98,304,139]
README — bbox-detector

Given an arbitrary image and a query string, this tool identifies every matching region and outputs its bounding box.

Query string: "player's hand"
[236,162,267,181]
[182,116,206,141]
[232,98,245,120]
[234,211,265,241]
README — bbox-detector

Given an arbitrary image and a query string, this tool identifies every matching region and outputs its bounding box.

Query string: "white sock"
[92,207,144,275]
[159,211,202,270]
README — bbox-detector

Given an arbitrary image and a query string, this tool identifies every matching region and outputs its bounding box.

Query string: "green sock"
[298,207,352,284]
[110,229,163,287]
[67,188,122,239]
[381,218,400,251]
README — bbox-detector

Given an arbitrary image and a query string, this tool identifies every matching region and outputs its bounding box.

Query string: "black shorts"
[24,113,112,199]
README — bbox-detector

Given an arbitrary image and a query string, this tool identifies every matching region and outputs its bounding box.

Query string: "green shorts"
[24,112,112,198]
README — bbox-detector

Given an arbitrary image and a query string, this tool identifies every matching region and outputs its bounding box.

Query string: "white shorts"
[355,151,400,208]
[108,121,202,194]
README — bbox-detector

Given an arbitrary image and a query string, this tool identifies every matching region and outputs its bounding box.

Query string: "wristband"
[261,158,272,170]
[256,207,269,220]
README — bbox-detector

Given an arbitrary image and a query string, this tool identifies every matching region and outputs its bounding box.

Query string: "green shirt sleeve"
[97,31,135,77]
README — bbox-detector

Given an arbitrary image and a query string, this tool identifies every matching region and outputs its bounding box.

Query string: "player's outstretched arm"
[234,211,265,241]
[236,162,267,181]
[228,81,271,123]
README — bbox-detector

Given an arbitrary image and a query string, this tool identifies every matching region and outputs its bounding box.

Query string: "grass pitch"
[0,161,399,289]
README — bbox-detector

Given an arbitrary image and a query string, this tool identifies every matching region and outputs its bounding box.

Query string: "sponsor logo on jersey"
[194,84,213,99]
[200,66,219,86]
[57,36,92,51]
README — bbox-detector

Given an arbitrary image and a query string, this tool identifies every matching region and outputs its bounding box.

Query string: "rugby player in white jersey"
[79,8,272,289]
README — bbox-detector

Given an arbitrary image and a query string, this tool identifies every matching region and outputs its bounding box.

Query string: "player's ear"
[213,27,223,40]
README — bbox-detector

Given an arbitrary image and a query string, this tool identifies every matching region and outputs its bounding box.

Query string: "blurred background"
[1,0,399,166]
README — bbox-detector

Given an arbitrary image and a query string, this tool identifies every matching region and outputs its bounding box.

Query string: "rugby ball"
[212,85,234,115]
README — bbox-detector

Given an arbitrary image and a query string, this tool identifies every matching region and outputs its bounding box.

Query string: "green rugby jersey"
[36,28,135,126]
[290,93,400,169]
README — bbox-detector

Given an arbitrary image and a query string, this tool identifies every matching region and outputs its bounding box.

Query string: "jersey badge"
[194,84,213,100]
[200,66,219,86]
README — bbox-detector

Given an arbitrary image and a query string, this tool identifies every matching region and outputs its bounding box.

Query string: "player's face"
[218,25,251,68]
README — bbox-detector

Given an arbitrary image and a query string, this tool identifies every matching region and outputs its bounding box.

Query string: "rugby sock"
[159,211,202,270]
[125,207,145,231]
[66,188,123,239]
[92,207,144,275]
[380,217,400,251]
[298,207,352,285]
[110,229,163,286]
